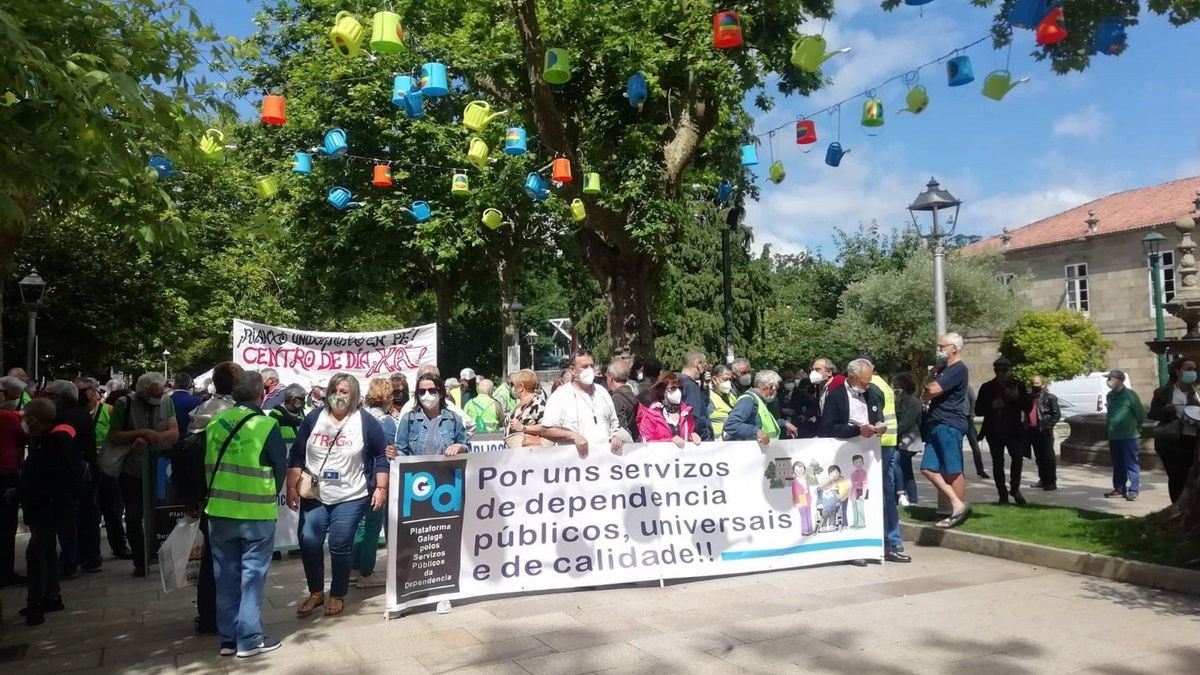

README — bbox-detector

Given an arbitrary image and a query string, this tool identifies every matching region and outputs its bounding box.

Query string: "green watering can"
[791,35,851,73]
[899,85,929,114]
[768,161,786,184]
[982,70,1030,101]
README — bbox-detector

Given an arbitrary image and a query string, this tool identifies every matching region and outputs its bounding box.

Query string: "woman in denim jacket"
[387,373,469,458]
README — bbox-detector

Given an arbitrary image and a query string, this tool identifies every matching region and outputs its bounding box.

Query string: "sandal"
[296,592,324,617]
[325,596,345,617]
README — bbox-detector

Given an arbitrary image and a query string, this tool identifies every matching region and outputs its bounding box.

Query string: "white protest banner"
[232,319,437,388]
[384,438,883,616]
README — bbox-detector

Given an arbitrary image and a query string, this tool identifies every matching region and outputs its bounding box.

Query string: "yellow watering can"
[982,70,1030,101]
[768,161,786,184]
[570,199,586,222]
[467,137,489,168]
[369,11,403,54]
[790,35,851,73]
[463,101,504,132]
[582,172,601,195]
[198,129,225,162]
[329,11,365,59]
[482,208,504,229]
[899,85,930,114]
[253,176,278,199]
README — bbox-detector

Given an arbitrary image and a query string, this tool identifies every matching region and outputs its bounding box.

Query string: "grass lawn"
[904,503,1200,570]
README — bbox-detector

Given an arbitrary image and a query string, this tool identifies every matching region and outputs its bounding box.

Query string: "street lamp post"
[505,299,524,375]
[18,269,48,381]
[1143,230,1169,386]
[908,178,963,340]
[162,349,171,379]
[525,330,538,370]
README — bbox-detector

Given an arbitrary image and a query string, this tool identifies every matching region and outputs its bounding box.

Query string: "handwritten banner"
[231,319,437,388]
[384,438,883,616]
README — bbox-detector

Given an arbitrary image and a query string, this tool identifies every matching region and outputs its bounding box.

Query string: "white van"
[1049,372,1135,418]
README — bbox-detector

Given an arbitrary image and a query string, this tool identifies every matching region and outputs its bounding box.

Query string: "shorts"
[920,423,966,475]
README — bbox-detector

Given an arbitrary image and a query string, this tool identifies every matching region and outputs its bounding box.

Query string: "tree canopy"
[999,310,1111,382]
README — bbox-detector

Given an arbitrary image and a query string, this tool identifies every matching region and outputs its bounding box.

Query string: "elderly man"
[541,351,624,458]
[106,372,179,576]
[43,380,99,577]
[606,359,640,442]
[76,377,129,561]
[723,370,784,445]
[920,333,972,529]
[731,358,753,395]
[809,357,846,415]
[678,351,714,442]
[464,379,503,433]
[976,357,1031,505]
[1027,375,1061,491]
[7,368,31,410]
[259,369,284,411]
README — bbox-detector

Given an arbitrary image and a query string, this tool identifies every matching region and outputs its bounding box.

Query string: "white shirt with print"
[305,409,368,504]
[542,383,620,446]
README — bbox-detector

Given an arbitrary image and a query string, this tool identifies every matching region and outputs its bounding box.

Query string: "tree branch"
[510,0,572,154]
[661,75,719,196]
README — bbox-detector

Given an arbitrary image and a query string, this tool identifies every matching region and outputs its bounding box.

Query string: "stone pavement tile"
[1074,644,1200,675]
[592,652,746,675]
[92,655,177,675]
[919,652,1033,675]
[637,603,763,633]
[795,642,943,675]
[517,641,654,675]
[535,621,658,652]
[709,637,824,672]
[415,635,555,673]
[893,627,1030,663]
[628,627,742,658]
[567,600,676,625]
[11,648,103,674]
[465,610,590,643]
[717,610,828,643]
[435,663,533,675]
[226,643,367,675]
[478,591,606,620]
[348,627,481,663]
[999,633,1161,672]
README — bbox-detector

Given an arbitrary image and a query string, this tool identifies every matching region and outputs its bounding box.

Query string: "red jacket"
[0,409,25,474]
[636,402,696,442]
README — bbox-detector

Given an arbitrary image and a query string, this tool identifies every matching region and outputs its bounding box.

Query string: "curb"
[900,522,1200,597]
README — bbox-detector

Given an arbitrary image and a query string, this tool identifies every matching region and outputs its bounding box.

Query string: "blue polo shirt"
[928,361,970,432]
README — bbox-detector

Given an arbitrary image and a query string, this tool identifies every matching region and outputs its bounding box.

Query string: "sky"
[197,1,1200,258]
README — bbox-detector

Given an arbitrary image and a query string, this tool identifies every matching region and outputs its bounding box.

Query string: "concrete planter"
[1059,413,1162,470]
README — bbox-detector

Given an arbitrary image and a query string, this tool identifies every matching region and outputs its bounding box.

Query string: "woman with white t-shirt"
[285,373,388,618]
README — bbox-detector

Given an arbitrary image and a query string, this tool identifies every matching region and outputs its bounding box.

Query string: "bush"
[999,311,1110,382]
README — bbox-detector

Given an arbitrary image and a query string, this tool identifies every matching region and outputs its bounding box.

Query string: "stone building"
[962,176,1200,391]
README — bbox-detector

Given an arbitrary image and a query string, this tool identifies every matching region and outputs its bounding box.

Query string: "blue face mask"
[1181,370,1198,385]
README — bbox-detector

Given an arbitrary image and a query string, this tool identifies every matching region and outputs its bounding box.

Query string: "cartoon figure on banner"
[817,463,851,533]
[850,454,869,529]
[792,462,814,535]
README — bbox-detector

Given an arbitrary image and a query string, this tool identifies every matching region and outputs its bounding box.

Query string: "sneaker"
[219,643,236,657]
[978,471,990,480]
[1125,492,1139,501]
[1104,490,1126,498]
[237,637,282,658]
[1011,491,1027,506]
[897,493,911,507]
[356,573,386,589]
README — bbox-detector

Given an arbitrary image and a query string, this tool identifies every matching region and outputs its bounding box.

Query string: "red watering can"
[372,164,393,187]
[795,119,817,146]
[1036,8,1067,46]
[552,158,573,184]
[260,94,286,125]
[712,11,743,49]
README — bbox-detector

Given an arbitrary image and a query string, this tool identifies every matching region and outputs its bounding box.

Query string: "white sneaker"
[357,573,386,588]
[237,637,282,659]
[898,493,911,507]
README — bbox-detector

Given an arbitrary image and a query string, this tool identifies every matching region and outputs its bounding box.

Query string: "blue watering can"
[147,155,178,180]
[292,151,313,175]
[524,172,548,200]
[322,128,348,158]
[420,62,448,96]
[327,186,361,210]
[1007,0,1052,30]
[825,142,849,167]
[1093,20,1127,55]
[400,201,431,222]
[392,75,416,108]
[946,56,974,87]
[740,144,759,167]
[404,89,424,119]
[504,127,527,155]
[626,72,648,111]
[716,180,733,203]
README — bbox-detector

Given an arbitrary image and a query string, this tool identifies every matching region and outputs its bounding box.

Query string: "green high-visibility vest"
[464,394,501,433]
[872,374,897,447]
[736,392,780,440]
[268,407,302,443]
[709,389,733,437]
[93,404,112,454]
[204,407,279,521]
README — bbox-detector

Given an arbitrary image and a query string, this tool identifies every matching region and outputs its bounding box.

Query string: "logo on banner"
[403,466,464,518]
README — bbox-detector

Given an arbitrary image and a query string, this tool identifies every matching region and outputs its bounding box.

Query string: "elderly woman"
[350,378,391,590]
[637,373,702,448]
[363,378,392,425]
[387,374,469,458]
[1149,356,1200,503]
[464,379,503,433]
[505,369,548,448]
[286,373,388,618]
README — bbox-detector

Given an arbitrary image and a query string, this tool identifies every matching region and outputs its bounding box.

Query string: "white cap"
[460,367,476,380]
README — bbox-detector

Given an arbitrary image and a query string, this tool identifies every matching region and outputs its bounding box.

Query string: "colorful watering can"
[768,161,786,185]
[327,186,360,210]
[825,142,849,167]
[254,176,278,199]
[409,201,431,222]
[463,100,503,132]
[552,157,573,183]
[791,35,851,73]
[392,75,416,108]
[198,129,225,162]
[292,152,313,175]
[716,180,733,203]
[329,11,365,58]
[482,208,504,229]
[861,98,884,128]
[582,172,601,195]
[626,72,648,111]
[147,155,178,180]
[467,137,489,168]
[982,70,1029,101]
[795,119,817,145]
[261,94,286,125]
[570,199,586,222]
[1007,0,1052,30]
[451,172,469,196]
[322,128,348,158]
[503,127,527,155]
[1092,20,1127,55]
[372,164,393,187]
[544,48,571,84]
[404,89,424,119]
[1036,7,1068,46]
[899,85,930,114]
[712,11,743,49]
[370,11,404,53]
[420,62,449,96]
[946,55,974,87]
[524,172,549,200]
[740,144,758,167]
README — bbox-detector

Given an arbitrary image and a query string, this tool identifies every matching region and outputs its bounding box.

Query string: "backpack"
[171,430,208,511]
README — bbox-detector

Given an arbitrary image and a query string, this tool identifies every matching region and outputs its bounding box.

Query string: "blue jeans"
[1109,438,1140,494]
[208,517,276,652]
[299,497,368,597]
[899,450,919,503]
[882,446,903,552]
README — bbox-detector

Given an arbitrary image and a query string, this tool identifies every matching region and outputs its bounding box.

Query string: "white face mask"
[809,370,824,384]
[665,389,683,405]
[419,392,439,409]
[577,367,596,386]
[719,380,732,394]
[783,382,796,392]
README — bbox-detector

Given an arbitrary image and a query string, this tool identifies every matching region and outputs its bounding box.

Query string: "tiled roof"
[966,176,1200,254]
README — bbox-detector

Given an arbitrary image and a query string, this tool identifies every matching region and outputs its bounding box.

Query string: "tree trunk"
[432,275,455,361]
[576,228,658,361]
[1177,457,1200,537]
[0,229,25,374]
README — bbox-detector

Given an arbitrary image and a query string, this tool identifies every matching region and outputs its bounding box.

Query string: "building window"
[996,273,1015,294]
[1065,263,1089,314]
[1148,250,1176,317]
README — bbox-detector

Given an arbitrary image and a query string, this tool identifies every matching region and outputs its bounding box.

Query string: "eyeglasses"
[418,388,438,394]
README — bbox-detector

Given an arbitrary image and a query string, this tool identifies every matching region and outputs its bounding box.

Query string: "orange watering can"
[260,94,286,125]
[463,101,504,132]
[372,164,393,187]
[552,158,573,183]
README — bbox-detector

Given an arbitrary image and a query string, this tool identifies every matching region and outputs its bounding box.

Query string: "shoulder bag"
[297,425,343,500]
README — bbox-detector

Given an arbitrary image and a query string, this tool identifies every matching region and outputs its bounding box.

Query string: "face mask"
[1031,385,1043,393]
[1106,380,1116,390]
[419,392,439,409]
[809,370,824,384]
[738,373,752,387]
[1182,371,1198,385]
[577,367,596,386]
[665,389,683,405]
[936,351,950,364]
[764,393,777,403]
[783,382,796,392]
[719,381,732,394]
[392,391,409,406]
[329,394,349,410]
